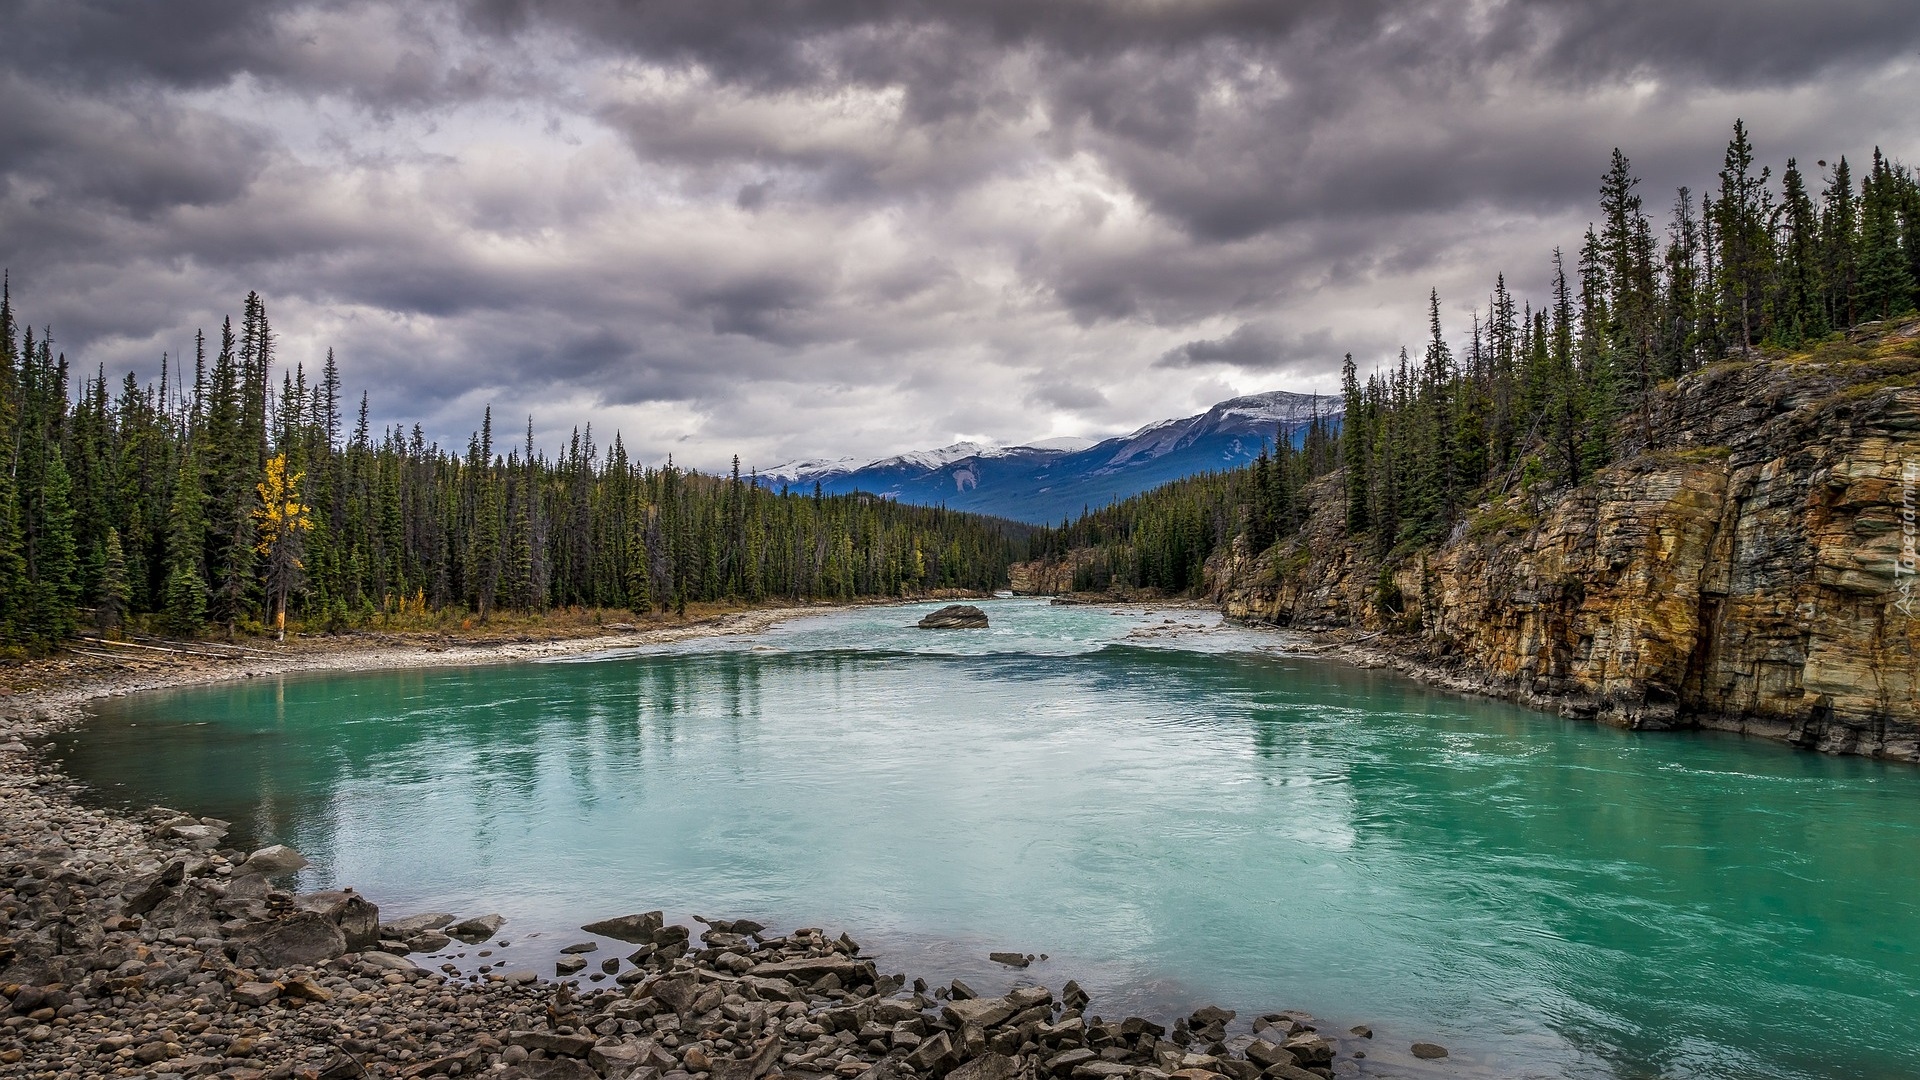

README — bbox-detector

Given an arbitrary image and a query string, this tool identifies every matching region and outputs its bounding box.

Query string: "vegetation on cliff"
[1023,120,1920,589]
[0,288,1018,649]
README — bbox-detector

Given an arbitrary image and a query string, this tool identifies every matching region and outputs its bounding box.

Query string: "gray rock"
[556,956,587,975]
[1282,1033,1333,1066]
[711,1035,783,1080]
[947,1053,1018,1080]
[917,604,989,629]
[357,951,422,973]
[1189,1005,1235,1029]
[942,994,1019,1030]
[987,951,1029,968]
[378,912,455,936]
[510,1030,597,1057]
[447,913,505,942]
[1045,1049,1096,1076]
[121,859,185,916]
[227,912,348,968]
[1410,1042,1448,1060]
[502,1059,598,1080]
[648,974,701,1013]
[238,844,308,877]
[293,890,381,952]
[558,941,598,954]
[581,911,665,943]
[906,1031,954,1073]
[748,955,860,982]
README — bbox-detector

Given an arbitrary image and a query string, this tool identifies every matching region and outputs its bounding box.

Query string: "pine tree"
[97,526,130,631]
[162,448,209,637]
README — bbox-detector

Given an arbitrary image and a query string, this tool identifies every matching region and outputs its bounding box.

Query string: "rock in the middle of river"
[917,604,989,629]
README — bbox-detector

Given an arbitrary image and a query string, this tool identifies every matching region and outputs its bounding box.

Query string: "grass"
[1464,501,1541,542]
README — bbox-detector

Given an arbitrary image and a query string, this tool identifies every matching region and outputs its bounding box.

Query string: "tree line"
[0,287,1020,648]
[1025,121,1920,587]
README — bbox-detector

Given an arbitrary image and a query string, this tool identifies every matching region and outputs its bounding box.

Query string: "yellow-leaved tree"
[254,453,312,641]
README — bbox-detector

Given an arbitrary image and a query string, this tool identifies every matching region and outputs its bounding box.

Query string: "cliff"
[1210,320,1920,759]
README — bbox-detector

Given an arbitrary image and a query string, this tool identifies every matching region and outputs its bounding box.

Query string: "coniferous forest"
[0,290,1019,649]
[1026,122,1920,589]
[2,123,1916,645]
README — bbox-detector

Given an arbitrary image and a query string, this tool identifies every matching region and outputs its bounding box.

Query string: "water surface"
[56,600,1920,1079]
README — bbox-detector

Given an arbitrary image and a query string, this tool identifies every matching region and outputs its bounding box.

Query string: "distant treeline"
[0,290,1018,648]
[1026,121,1920,588]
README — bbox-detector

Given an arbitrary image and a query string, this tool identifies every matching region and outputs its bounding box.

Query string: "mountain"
[760,390,1339,524]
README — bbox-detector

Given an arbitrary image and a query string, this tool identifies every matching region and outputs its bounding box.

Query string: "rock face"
[1208,320,1920,760]
[918,604,990,629]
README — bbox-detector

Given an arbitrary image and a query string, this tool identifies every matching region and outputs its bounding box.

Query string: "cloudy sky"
[3,1,1917,471]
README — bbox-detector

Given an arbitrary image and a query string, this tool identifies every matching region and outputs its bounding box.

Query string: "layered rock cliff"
[1183,322,1920,759]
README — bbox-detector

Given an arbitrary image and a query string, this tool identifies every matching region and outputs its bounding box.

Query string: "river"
[54,599,1920,1079]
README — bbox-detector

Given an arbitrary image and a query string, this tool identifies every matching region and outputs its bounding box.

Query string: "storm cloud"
[1,0,1915,469]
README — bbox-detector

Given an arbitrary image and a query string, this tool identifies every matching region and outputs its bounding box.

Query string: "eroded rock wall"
[1212,323,1920,760]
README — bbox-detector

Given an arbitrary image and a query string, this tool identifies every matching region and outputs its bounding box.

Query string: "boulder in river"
[917,604,989,629]
[448,913,506,942]
[581,911,663,943]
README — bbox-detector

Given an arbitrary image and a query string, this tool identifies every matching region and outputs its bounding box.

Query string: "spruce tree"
[98,526,130,631]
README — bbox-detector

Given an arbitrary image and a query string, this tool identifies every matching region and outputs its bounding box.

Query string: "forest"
[0,291,1020,648]
[1025,121,1920,592]
[3,121,1915,644]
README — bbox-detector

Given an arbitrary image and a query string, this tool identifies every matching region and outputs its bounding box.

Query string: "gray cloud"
[0,0,1915,470]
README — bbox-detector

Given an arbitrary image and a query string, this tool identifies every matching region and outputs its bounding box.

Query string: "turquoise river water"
[51,600,1920,1079]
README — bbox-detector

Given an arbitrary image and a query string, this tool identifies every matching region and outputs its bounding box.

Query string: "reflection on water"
[54,600,1920,1080]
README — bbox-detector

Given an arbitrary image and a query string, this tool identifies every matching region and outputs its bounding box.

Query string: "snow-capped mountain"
[760,389,1339,524]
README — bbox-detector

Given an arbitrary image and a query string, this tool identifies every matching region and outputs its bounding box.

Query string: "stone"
[581,911,666,943]
[231,982,281,1007]
[648,974,701,1013]
[359,951,422,973]
[1243,1042,1290,1070]
[942,994,1019,1029]
[227,912,348,968]
[1046,1050,1097,1076]
[448,913,506,942]
[1189,1006,1235,1029]
[987,951,1029,968]
[503,1059,598,1080]
[121,858,185,915]
[749,955,861,982]
[559,941,598,953]
[380,912,456,936]
[947,1053,1017,1080]
[1070,1064,1132,1080]
[238,844,309,877]
[510,1030,597,1057]
[1280,1034,1332,1067]
[917,605,989,629]
[712,1035,783,1080]
[1410,1042,1448,1060]
[906,1031,953,1073]
[294,890,381,951]
[556,956,587,975]
[402,1049,487,1078]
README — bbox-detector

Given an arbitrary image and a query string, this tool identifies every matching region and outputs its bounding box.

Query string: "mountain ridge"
[759,389,1341,524]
